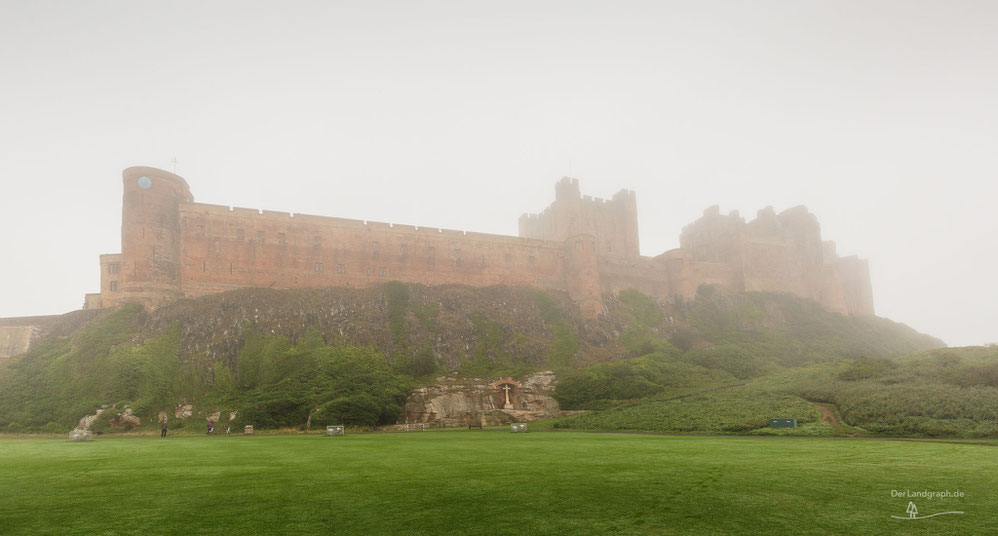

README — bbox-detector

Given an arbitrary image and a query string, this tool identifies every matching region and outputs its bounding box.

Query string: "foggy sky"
[1,1,996,346]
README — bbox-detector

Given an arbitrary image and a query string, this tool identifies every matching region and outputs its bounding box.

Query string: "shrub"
[952,363,998,387]
[838,357,895,381]
[411,345,438,377]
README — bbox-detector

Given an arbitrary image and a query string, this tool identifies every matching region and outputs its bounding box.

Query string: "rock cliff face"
[133,284,633,373]
[403,371,578,426]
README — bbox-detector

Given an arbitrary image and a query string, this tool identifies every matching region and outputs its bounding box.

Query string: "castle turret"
[116,167,192,309]
[520,178,640,260]
[554,177,581,201]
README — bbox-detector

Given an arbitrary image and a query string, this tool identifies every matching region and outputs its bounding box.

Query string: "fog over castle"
[0,2,996,345]
[89,167,871,319]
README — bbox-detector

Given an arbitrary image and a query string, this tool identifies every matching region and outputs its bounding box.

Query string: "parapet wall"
[177,202,570,299]
[90,167,874,318]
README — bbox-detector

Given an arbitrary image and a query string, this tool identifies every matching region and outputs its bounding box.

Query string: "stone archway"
[490,378,522,409]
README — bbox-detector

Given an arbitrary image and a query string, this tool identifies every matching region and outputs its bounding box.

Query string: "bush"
[838,357,895,381]
[411,345,438,377]
[952,363,998,387]
[532,291,578,368]
[318,394,382,428]
[554,354,733,409]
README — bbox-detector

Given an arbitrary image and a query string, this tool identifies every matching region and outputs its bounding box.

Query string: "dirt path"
[815,404,840,426]
[813,403,863,437]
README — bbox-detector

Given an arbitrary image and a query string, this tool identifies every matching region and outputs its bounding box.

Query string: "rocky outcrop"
[76,408,106,430]
[78,405,141,431]
[110,407,141,429]
[403,371,576,426]
[174,404,193,419]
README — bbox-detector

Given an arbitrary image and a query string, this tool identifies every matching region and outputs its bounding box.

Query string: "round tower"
[116,166,192,309]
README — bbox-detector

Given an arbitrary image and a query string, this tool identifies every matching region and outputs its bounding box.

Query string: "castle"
[84,166,874,318]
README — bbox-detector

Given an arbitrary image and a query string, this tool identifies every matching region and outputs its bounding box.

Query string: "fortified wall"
[0,311,104,361]
[86,167,874,318]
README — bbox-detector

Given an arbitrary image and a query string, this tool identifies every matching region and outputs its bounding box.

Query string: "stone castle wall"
[0,312,102,361]
[176,202,571,299]
[90,166,874,317]
[0,325,36,361]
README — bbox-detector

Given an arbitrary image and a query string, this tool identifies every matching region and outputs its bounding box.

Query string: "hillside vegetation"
[0,283,955,436]
[553,345,998,438]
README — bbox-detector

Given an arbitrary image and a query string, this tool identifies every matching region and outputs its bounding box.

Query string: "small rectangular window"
[372,242,380,259]
[257,231,265,243]
[379,267,388,277]
[202,261,207,272]
[109,281,118,292]
[366,267,371,277]
[454,249,462,267]
[529,255,535,265]
[337,264,345,273]
[316,262,323,273]
[400,244,407,257]
[236,228,245,241]
[278,232,287,245]
[313,236,322,248]
[108,263,120,274]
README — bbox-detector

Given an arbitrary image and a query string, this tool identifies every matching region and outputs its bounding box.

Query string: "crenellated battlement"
[89,166,874,318]
[520,178,640,260]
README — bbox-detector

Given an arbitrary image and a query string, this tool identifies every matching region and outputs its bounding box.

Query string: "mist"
[1,1,995,346]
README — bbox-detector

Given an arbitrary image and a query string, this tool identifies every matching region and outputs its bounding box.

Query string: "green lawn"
[0,432,994,535]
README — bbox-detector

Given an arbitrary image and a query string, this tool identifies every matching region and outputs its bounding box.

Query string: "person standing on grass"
[161,421,168,438]
[206,421,213,435]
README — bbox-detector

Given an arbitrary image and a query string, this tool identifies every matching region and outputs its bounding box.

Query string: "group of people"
[158,420,230,437]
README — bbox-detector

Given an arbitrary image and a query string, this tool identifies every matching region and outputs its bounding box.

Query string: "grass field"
[0,432,994,535]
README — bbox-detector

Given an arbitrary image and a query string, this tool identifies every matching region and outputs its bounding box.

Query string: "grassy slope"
[0,432,994,535]
[555,346,998,437]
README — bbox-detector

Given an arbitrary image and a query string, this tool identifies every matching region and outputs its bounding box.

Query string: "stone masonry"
[85,166,873,318]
